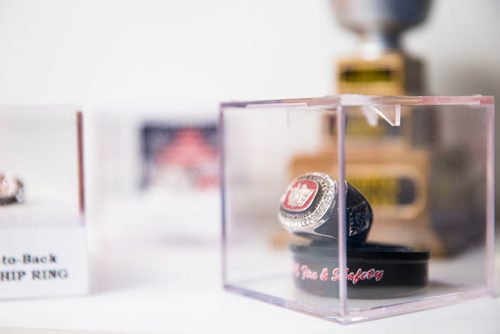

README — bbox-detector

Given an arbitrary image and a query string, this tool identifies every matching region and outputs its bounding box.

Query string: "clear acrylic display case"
[220,95,495,323]
[0,106,88,299]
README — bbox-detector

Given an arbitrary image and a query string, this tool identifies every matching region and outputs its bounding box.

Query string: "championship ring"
[278,172,372,245]
[0,173,24,205]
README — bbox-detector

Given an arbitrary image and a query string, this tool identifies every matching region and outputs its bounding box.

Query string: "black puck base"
[291,242,431,299]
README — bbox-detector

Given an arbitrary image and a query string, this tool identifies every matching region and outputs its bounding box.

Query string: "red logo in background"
[283,180,318,212]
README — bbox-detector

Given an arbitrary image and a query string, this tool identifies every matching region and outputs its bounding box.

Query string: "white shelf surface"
[0,233,498,334]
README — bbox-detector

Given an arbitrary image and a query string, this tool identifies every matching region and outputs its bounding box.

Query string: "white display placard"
[0,226,88,299]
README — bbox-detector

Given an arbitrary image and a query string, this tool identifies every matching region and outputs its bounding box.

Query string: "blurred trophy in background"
[289,0,464,254]
[333,0,430,96]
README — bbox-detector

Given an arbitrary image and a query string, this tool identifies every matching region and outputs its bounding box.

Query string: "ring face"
[282,179,319,212]
[278,173,336,232]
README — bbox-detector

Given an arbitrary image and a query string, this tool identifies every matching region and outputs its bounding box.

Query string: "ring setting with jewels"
[278,172,336,232]
[278,172,372,244]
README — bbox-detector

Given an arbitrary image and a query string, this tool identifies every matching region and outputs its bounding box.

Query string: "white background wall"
[0,0,498,206]
[0,0,498,106]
